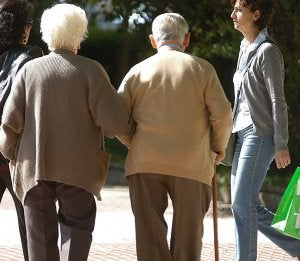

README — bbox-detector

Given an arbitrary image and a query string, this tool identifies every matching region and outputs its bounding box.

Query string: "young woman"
[230,0,300,260]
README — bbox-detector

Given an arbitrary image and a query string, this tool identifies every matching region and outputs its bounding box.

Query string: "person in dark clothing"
[0,1,43,260]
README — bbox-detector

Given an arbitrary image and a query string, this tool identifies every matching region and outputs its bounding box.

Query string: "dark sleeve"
[17,46,44,71]
[0,46,43,123]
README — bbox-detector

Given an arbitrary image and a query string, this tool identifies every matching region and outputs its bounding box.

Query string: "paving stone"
[0,186,296,261]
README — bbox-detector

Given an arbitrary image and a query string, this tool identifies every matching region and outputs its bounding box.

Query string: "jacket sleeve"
[0,70,26,160]
[88,62,134,138]
[204,66,233,152]
[116,71,135,148]
[16,46,44,72]
[260,44,288,150]
[0,46,43,124]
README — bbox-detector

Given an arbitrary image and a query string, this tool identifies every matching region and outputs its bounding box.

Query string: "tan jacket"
[0,49,132,202]
[118,46,232,186]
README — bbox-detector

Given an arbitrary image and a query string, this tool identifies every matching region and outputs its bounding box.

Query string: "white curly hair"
[40,3,88,51]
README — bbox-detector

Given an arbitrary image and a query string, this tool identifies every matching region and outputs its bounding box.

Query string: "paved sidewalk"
[0,186,295,261]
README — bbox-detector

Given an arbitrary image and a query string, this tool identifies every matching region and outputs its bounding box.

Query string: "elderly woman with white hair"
[0,3,133,261]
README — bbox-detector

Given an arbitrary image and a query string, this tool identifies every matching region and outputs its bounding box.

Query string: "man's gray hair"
[152,13,189,44]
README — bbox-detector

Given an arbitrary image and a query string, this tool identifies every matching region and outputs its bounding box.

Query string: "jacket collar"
[240,28,269,53]
[50,49,76,55]
[157,44,183,53]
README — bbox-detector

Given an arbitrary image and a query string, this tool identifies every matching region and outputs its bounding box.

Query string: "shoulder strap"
[242,39,273,76]
[233,39,274,119]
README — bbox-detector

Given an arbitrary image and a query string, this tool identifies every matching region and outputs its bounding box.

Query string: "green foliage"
[29,0,300,168]
[79,26,151,87]
[261,171,291,194]
[111,0,300,169]
[105,137,127,163]
[79,27,125,86]
[216,165,231,185]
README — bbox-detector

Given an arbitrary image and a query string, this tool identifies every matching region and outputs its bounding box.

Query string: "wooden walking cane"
[212,165,219,261]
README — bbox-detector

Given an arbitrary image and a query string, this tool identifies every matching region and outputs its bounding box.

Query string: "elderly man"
[118,13,232,261]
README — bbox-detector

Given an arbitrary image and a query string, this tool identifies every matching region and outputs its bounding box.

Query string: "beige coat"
[118,46,232,186]
[0,49,132,202]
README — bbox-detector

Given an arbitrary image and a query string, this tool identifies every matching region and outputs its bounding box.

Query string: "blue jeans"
[231,125,300,261]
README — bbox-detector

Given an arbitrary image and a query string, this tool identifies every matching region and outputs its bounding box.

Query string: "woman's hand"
[275,149,291,169]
